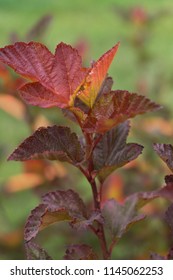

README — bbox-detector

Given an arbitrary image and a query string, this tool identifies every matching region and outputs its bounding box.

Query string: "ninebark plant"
[0,41,172,260]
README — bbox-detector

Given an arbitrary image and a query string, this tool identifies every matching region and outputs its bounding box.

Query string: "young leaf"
[25,241,52,260]
[102,197,145,239]
[0,42,54,82]
[83,90,161,133]
[0,42,86,108]
[8,125,84,165]
[78,43,120,107]
[153,143,173,172]
[19,82,68,108]
[64,244,98,260]
[96,76,114,99]
[24,189,87,241]
[93,121,143,182]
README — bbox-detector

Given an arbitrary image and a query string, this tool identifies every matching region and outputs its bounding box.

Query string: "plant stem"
[79,130,110,259]
[79,167,109,259]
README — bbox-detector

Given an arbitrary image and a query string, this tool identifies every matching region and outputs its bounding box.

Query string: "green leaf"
[93,121,143,182]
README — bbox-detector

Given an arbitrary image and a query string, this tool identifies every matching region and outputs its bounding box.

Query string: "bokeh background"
[0,0,173,259]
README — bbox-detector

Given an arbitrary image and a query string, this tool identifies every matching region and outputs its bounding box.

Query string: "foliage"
[1,38,173,260]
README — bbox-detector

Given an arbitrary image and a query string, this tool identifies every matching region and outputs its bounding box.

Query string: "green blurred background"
[1,0,173,260]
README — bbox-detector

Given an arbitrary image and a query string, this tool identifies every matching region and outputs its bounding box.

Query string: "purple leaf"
[8,126,84,165]
[102,179,173,240]
[93,121,143,182]
[25,241,52,260]
[24,189,87,242]
[102,197,145,239]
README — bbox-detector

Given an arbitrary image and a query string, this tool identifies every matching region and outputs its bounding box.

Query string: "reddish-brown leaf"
[83,90,161,133]
[102,197,145,239]
[0,42,86,108]
[0,42,54,82]
[8,126,84,165]
[19,82,68,108]
[24,189,87,241]
[102,179,173,240]
[93,121,143,182]
[51,42,86,105]
[78,43,120,107]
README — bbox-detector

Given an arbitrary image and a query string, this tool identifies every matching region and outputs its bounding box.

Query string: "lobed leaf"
[78,43,119,107]
[64,244,98,260]
[83,90,161,133]
[93,121,143,182]
[8,125,84,165]
[0,42,86,108]
[153,143,173,172]
[24,189,87,242]
[19,82,68,108]
[0,42,54,83]
[25,241,52,260]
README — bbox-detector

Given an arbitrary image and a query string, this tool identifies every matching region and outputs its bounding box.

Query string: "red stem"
[79,132,110,259]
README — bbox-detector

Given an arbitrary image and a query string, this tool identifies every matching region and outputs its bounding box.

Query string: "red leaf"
[8,126,84,165]
[78,43,120,107]
[0,42,54,82]
[19,82,68,108]
[52,43,86,104]
[83,90,161,133]
[0,42,86,108]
